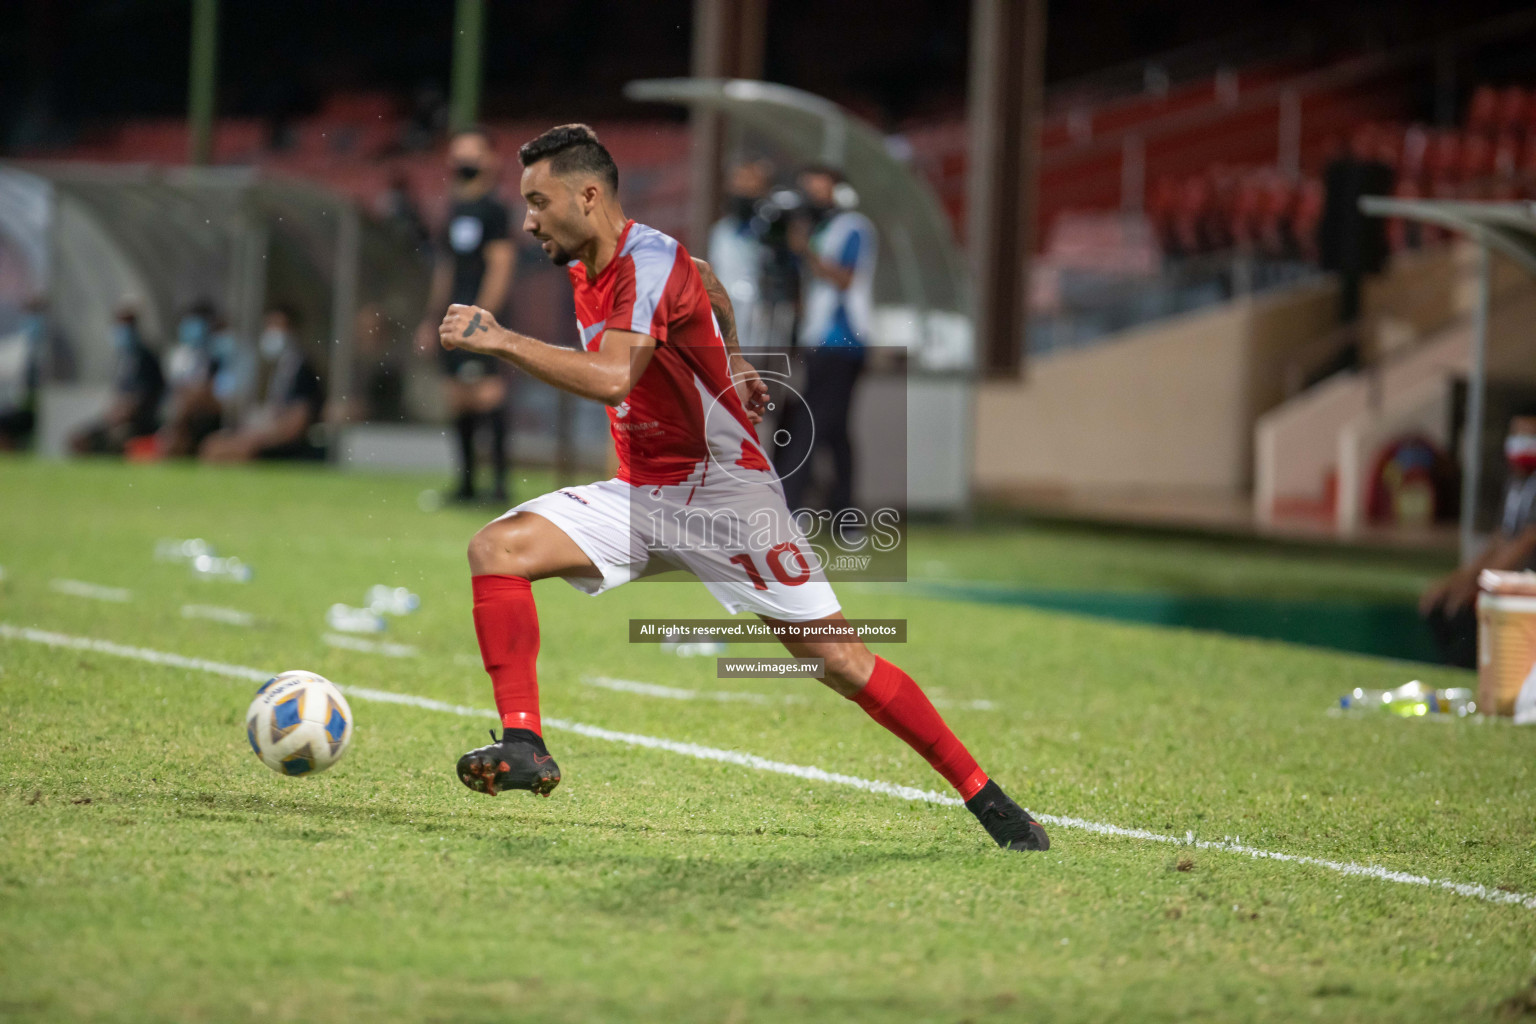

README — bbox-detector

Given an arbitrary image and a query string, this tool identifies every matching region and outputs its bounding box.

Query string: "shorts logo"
[559,489,590,505]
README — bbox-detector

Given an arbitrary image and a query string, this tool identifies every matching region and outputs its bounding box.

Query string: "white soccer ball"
[245,670,353,776]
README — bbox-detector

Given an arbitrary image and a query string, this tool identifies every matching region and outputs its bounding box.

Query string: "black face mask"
[453,163,481,182]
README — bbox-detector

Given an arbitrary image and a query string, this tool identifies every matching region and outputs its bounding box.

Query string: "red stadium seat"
[1520,134,1536,177]
[1425,131,1463,181]
[1459,132,1494,181]
[1467,85,1499,134]
[1494,131,1522,178]
[1497,85,1529,135]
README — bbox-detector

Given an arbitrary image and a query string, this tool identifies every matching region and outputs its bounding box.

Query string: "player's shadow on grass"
[133,789,472,831]
[567,845,947,920]
[130,789,967,862]
[140,790,795,838]
[562,817,824,841]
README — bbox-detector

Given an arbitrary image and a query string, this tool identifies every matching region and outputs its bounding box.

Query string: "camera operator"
[775,164,877,517]
[707,160,772,350]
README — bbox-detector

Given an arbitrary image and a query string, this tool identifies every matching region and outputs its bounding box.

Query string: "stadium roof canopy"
[1359,197,1536,559]
[0,162,423,387]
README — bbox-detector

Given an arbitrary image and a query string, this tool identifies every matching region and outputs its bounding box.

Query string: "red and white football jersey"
[568,220,773,486]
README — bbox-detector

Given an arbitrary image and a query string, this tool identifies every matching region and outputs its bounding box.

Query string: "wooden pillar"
[688,0,768,251]
[966,0,1045,377]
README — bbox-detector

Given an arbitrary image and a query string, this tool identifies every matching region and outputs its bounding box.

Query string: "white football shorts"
[500,475,842,622]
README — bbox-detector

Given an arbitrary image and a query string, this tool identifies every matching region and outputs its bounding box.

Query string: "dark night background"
[2,0,1535,150]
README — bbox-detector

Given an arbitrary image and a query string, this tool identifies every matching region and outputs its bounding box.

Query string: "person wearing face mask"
[1419,413,1536,667]
[157,300,226,457]
[706,160,772,350]
[414,127,516,503]
[208,317,257,419]
[68,303,165,456]
[163,301,216,390]
[199,305,324,463]
[775,164,878,518]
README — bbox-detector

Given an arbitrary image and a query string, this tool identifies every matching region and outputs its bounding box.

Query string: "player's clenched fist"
[439,304,502,355]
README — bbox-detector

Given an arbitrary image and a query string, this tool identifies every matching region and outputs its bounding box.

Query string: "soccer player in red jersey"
[440,124,1047,851]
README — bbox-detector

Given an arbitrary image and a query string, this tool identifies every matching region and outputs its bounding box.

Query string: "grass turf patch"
[0,457,1533,1023]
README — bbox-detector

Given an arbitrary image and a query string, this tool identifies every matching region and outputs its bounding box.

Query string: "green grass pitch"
[1,457,1534,1023]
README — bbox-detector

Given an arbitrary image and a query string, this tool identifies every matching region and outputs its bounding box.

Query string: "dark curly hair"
[517,123,618,193]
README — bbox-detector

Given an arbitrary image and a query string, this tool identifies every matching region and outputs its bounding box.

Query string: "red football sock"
[851,656,988,800]
[471,574,541,735]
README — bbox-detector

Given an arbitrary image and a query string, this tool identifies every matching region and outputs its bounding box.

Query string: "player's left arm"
[692,257,769,424]
[439,304,652,407]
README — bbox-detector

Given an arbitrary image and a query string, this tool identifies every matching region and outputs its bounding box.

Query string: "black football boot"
[456,729,561,797]
[965,779,1050,851]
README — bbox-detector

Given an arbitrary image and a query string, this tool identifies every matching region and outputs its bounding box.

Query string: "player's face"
[520,160,588,267]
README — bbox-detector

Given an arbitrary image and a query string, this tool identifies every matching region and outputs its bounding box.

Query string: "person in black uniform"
[70,303,165,455]
[415,127,516,502]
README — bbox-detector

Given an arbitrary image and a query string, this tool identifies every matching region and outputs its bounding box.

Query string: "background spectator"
[68,302,164,456]
[1419,413,1536,667]
[0,297,45,450]
[209,314,257,419]
[707,160,772,350]
[199,305,324,462]
[158,300,225,457]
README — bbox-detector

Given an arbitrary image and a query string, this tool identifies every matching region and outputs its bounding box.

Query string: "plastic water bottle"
[156,538,214,563]
[366,585,420,616]
[326,603,387,633]
[190,554,253,583]
[1338,681,1477,717]
[1437,689,1478,716]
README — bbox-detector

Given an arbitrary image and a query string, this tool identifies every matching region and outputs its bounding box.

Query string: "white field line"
[181,604,256,627]
[583,674,996,711]
[321,632,419,659]
[49,579,132,602]
[3,622,1534,913]
[3,623,269,682]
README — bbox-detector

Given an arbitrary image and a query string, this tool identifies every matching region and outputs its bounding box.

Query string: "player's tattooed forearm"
[462,312,487,338]
[713,300,738,347]
[704,278,739,347]
[692,257,740,349]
